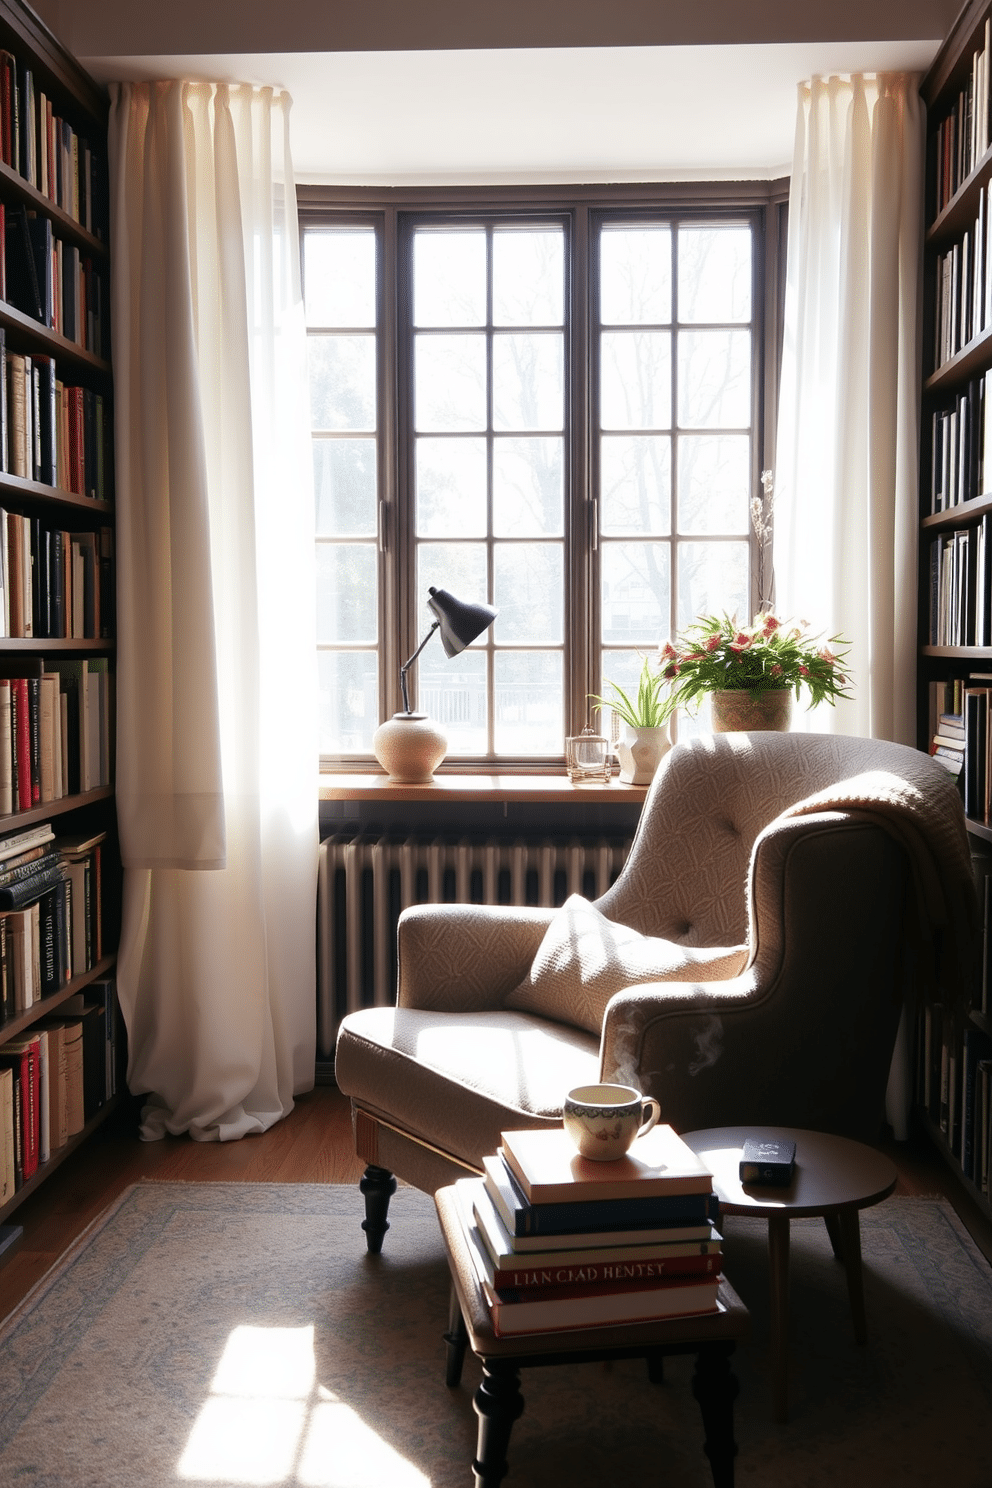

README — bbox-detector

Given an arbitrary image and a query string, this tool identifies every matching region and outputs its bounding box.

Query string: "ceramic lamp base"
[373,712,448,784]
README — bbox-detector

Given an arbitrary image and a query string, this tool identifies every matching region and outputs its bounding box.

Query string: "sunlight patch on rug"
[179,1323,429,1488]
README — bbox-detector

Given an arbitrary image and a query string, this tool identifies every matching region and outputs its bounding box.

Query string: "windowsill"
[318,772,649,804]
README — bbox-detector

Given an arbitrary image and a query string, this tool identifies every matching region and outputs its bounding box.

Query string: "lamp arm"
[399,621,440,714]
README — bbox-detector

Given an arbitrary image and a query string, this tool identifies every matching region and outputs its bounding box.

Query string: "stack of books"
[454,1124,722,1338]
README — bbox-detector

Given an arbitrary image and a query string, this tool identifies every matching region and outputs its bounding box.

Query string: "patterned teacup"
[563,1082,661,1161]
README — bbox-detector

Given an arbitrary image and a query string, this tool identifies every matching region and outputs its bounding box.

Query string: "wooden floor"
[1,1084,991,1325]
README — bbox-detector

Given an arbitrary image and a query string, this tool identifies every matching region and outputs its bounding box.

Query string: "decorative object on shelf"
[660,611,851,731]
[564,726,611,784]
[589,654,675,784]
[372,586,497,784]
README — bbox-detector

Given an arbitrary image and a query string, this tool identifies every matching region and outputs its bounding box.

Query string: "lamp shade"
[427,586,499,659]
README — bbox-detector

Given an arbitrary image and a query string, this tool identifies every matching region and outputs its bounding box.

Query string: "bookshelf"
[0,0,119,1231]
[919,0,992,1223]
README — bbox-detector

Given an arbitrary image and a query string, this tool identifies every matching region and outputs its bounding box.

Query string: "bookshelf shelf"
[0,3,120,1216]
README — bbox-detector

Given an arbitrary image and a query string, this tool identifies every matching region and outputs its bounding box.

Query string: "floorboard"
[0,1085,989,1325]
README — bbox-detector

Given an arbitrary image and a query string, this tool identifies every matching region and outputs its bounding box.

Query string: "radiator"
[317,833,632,1059]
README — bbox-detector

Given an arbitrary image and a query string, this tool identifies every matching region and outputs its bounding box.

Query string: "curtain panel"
[109,81,318,1140]
[773,73,924,744]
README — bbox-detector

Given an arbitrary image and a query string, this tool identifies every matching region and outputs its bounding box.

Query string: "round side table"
[682,1126,897,1423]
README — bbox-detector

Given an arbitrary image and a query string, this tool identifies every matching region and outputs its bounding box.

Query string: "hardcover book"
[500,1123,713,1205]
[483,1152,719,1240]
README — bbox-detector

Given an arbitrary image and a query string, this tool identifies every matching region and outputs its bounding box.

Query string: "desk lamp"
[373,586,498,783]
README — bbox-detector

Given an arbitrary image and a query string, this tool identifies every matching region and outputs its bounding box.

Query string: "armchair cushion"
[504,893,749,1035]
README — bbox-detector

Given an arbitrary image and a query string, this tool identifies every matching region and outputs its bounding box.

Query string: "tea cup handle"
[638,1097,661,1139]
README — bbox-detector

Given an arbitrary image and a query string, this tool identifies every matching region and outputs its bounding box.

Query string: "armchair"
[334,732,976,1253]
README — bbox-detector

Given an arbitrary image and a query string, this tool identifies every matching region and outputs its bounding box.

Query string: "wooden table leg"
[836,1209,867,1344]
[691,1341,739,1488]
[444,1284,469,1387]
[767,1213,791,1423]
[473,1361,524,1488]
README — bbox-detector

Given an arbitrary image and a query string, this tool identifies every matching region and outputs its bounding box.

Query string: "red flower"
[660,641,677,661]
[770,662,782,676]
[705,634,722,652]
[761,614,780,635]
[729,632,751,652]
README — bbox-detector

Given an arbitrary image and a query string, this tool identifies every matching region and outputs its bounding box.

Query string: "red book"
[0,1034,40,1180]
[11,676,30,811]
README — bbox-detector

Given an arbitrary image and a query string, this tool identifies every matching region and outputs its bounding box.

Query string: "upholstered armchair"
[334,732,976,1253]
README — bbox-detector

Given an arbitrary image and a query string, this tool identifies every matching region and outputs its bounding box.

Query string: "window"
[302,185,785,768]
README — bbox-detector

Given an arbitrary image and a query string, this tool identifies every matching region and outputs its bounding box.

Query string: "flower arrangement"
[589,654,676,729]
[659,612,852,712]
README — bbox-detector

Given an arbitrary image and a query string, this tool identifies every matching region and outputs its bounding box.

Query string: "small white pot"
[616,723,671,785]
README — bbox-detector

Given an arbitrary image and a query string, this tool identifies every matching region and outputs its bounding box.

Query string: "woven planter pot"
[710,688,793,733]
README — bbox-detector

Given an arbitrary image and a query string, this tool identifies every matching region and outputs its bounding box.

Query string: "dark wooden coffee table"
[435,1182,750,1487]
[682,1125,897,1422]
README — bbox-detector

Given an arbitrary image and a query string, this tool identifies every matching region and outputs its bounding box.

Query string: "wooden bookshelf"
[0,0,119,1224]
[918,0,992,1221]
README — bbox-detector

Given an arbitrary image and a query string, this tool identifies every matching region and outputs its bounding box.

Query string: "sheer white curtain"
[773,73,925,744]
[109,81,318,1140]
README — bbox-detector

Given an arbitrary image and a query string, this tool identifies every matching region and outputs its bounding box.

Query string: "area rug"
[0,1182,990,1488]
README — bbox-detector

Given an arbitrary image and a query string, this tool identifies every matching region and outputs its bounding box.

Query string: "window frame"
[300,180,789,774]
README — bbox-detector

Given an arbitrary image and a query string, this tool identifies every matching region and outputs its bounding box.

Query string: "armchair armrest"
[396,902,555,1012]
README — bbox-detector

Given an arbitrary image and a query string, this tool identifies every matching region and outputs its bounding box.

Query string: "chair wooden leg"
[359,1164,396,1254]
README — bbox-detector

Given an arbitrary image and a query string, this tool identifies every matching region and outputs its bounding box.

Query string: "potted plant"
[589,656,677,783]
[659,612,851,732]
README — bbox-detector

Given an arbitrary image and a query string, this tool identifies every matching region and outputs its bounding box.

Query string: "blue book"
[483,1152,719,1238]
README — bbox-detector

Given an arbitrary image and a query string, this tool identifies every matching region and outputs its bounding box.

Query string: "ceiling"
[30,1,953,184]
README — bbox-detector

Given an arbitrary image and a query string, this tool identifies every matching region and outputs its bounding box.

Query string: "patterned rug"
[0,1181,990,1487]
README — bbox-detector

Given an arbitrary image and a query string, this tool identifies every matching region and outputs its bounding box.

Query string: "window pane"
[493,333,564,432]
[316,544,377,643]
[417,543,489,627]
[678,330,751,429]
[416,437,487,537]
[601,542,670,645]
[308,334,376,432]
[678,226,751,324]
[494,544,563,644]
[600,227,672,325]
[414,230,486,327]
[600,435,671,535]
[678,435,750,534]
[420,647,487,751]
[601,332,671,430]
[314,438,376,537]
[495,651,562,755]
[318,651,377,753]
[676,540,749,631]
[304,230,376,328]
[493,437,564,536]
[415,334,487,432]
[493,229,564,327]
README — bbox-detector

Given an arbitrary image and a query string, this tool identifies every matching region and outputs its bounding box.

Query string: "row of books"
[0,658,113,815]
[916,1000,992,1198]
[4,202,105,357]
[456,1124,721,1337]
[0,330,112,499]
[0,512,113,640]
[928,372,992,513]
[0,977,120,1202]
[0,823,106,1025]
[932,184,992,371]
[930,17,992,218]
[927,521,992,647]
[0,52,104,237]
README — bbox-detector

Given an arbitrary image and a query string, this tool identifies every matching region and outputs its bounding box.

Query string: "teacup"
[563,1082,661,1161]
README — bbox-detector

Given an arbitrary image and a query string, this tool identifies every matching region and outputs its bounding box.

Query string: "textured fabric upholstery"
[505,894,748,1034]
[334,732,977,1242]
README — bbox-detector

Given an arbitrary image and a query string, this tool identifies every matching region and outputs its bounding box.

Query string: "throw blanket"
[779,738,978,1004]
